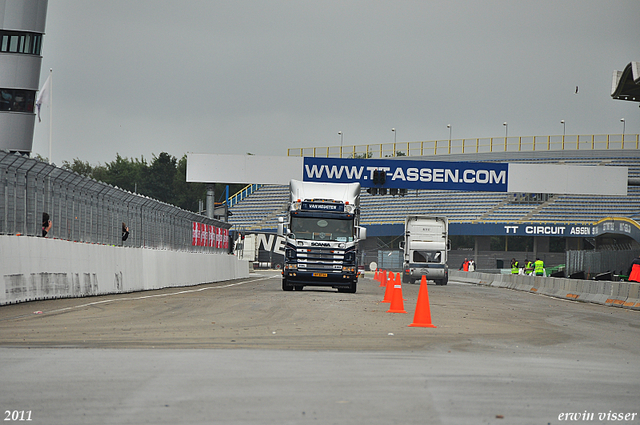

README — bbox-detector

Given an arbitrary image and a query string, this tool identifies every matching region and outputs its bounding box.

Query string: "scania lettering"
[401,216,449,286]
[278,180,366,293]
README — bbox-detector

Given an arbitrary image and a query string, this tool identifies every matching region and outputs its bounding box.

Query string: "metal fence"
[565,249,640,278]
[288,133,640,158]
[1,151,229,252]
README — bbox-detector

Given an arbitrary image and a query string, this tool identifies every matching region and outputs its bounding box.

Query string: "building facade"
[0,0,48,154]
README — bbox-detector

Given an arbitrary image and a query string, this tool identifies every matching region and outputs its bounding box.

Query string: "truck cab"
[278,180,366,293]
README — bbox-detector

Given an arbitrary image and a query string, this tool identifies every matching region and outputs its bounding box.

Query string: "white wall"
[0,235,250,305]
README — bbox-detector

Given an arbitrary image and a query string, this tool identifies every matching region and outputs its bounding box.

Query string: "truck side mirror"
[277,217,284,236]
[399,241,404,250]
[357,226,367,240]
[447,240,452,251]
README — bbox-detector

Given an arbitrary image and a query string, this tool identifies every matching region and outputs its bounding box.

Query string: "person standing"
[511,258,519,274]
[41,212,52,237]
[524,259,534,275]
[459,258,469,271]
[122,222,130,242]
[627,255,640,282]
[534,258,545,276]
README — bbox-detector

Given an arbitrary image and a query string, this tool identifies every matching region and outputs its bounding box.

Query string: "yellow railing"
[287,134,640,158]
[227,183,262,208]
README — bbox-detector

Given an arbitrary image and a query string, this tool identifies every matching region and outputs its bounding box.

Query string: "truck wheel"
[282,279,293,291]
[436,277,448,286]
[294,285,303,291]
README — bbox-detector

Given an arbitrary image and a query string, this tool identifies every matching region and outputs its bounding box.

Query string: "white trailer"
[401,216,449,285]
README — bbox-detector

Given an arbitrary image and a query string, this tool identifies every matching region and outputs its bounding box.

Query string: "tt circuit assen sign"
[303,157,508,192]
[449,218,640,243]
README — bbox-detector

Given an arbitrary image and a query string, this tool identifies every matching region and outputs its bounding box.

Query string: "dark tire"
[282,279,293,291]
[436,277,448,285]
[294,285,303,291]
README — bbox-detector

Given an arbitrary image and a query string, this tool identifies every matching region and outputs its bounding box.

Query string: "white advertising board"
[187,154,628,196]
[186,153,303,184]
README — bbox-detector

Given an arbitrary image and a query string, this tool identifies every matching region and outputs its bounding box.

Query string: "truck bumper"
[403,266,448,284]
[283,270,357,288]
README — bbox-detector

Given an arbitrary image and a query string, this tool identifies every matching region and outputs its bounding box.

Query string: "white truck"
[278,180,366,293]
[401,216,449,285]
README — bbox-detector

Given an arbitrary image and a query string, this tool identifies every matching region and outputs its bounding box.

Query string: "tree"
[144,152,176,203]
[173,155,206,212]
[101,154,147,193]
[56,151,252,214]
[62,158,94,177]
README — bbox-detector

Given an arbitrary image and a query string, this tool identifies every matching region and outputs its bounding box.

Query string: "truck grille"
[297,247,344,271]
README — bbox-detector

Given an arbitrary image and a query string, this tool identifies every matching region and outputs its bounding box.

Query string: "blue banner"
[302,157,509,192]
[365,219,640,243]
[450,219,640,243]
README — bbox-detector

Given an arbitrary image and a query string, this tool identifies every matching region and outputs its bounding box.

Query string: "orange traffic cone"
[409,275,436,328]
[374,269,379,281]
[382,272,394,302]
[387,273,407,313]
[379,269,387,287]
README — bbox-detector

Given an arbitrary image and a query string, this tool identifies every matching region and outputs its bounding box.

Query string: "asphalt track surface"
[1,271,639,424]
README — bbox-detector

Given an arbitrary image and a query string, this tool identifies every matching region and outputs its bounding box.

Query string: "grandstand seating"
[228,149,640,230]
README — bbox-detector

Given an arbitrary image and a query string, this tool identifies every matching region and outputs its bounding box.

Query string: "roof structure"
[611,61,640,102]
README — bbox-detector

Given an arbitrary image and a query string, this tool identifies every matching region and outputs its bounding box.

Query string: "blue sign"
[450,219,640,243]
[365,219,640,243]
[302,157,509,192]
[450,223,593,237]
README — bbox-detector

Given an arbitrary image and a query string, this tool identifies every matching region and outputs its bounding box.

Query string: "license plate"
[313,273,328,277]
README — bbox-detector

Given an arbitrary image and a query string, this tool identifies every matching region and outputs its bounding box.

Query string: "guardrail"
[0,151,228,252]
[450,270,640,310]
[288,134,640,158]
[227,183,262,208]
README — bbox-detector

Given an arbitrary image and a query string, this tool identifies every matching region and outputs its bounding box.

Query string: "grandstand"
[228,146,640,272]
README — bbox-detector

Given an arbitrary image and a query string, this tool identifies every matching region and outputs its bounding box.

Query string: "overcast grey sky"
[32,0,640,166]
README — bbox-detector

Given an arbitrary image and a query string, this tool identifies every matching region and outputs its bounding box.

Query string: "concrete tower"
[0,0,48,155]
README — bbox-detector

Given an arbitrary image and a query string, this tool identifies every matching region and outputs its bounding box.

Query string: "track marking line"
[8,275,277,318]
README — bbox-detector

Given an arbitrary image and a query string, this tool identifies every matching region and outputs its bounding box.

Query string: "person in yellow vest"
[510,258,519,274]
[524,259,534,275]
[534,258,545,276]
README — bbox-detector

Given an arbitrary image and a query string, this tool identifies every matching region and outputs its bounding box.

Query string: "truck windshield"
[290,217,354,242]
[412,250,442,263]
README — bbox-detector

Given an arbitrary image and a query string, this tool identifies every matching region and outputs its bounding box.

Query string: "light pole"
[447,124,451,142]
[338,131,343,157]
[503,122,508,138]
[621,118,625,137]
[392,128,396,144]
[560,120,565,136]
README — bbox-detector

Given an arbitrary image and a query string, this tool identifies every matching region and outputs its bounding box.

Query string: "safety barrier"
[0,235,250,306]
[0,151,228,252]
[288,133,640,159]
[450,270,640,310]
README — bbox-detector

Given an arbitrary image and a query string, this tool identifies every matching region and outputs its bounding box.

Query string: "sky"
[31,0,640,166]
